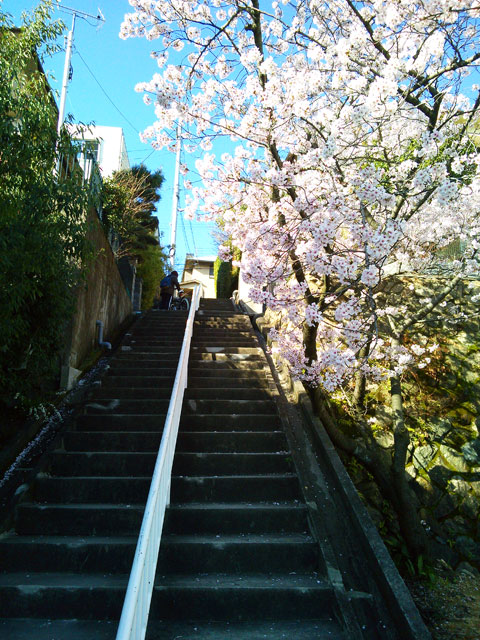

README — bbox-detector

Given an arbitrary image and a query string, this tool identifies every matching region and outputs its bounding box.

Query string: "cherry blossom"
[121,0,480,391]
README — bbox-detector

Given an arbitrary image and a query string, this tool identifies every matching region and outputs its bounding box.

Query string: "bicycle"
[169,289,190,312]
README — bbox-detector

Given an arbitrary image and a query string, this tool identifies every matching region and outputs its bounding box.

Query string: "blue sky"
[2,0,218,273]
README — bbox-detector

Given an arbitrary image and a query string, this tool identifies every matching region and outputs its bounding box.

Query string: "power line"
[179,209,192,256]
[75,48,140,136]
[189,219,198,256]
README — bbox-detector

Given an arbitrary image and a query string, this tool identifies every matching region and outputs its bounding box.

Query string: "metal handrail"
[115,285,201,640]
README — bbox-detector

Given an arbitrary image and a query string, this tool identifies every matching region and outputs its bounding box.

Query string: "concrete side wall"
[254,316,431,639]
[65,209,132,381]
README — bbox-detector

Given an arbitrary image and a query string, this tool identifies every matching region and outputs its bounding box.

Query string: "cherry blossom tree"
[121,0,480,556]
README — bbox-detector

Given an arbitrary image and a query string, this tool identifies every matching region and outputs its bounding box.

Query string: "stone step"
[170,474,302,502]
[107,364,177,375]
[32,473,301,504]
[84,399,170,414]
[16,503,145,536]
[76,414,167,431]
[0,618,346,640]
[187,367,268,379]
[91,387,173,400]
[130,322,187,330]
[120,343,184,351]
[192,334,258,341]
[123,330,185,339]
[173,452,292,475]
[193,330,255,338]
[75,413,281,431]
[48,451,291,476]
[110,355,179,365]
[180,414,282,430]
[183,399,277,414]
[184,387,272,400]
[100,375,175,388]
[49,452,158,476]
[145,619,345,640]
[192,341,259,348]
[33,476,151,504]
[0,570,338,624]
[186,375,270,389]
[62,430,287,454]
[0,572,128,619]
[164,502,309,535]
[112,350,181,359]
[199,299,235,308]
[82,398,277,415]
[0,619,119,640]
[189,360,266,370]
[0,533,318,576]
[0,536,137,573]
[196,310,245,316]
[136,314,188,322]
[157,533,319,574]
[190,352,264,362]
[124,335,184,342]
[126,329,186,337]
[61,431,163,452]
[193,326,254,332]
[191,346,261,355]
[193,318,251,326]
[176,430,288,452]
[147,573,336,621]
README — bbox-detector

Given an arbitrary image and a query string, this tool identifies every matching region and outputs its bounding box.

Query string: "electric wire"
[75,47,159,168]
[75,44,210,262]
[75,48,140,136]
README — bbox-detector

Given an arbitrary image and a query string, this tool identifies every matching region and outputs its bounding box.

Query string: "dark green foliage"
[214,258,239,298]
[101,163,165,259]
[136,244,169,310]
[101,163,168,308]
[0,2,89,415]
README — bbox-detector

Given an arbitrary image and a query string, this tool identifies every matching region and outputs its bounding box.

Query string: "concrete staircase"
[0,299,348,638]
[0,311,188,639]
[147,298,347,639]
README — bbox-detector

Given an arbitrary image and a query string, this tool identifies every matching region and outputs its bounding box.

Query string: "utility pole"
[57,13,75,136]
[55,3,105,135]
[170,121,182,270]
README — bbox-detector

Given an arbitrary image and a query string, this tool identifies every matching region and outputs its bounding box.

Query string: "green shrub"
[214,258,239,298]
[136,245,169,309]
[0,3,89,414]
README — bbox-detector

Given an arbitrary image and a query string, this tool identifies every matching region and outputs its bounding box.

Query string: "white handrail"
[115,285,201,640]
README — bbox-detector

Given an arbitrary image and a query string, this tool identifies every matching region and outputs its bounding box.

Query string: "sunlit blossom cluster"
[122,0,480,391]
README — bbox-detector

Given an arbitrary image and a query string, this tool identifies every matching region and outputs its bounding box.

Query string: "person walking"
[159,270,181,309]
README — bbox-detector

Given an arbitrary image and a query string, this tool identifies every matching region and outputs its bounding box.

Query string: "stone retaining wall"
[60,208,133,388]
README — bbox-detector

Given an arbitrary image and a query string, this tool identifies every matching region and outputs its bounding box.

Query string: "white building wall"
[191,264,216,298]
[71,125,130,177]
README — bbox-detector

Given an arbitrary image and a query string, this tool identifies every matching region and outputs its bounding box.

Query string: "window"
[209,265,214,278]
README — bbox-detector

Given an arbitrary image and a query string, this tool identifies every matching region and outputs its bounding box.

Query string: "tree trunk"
[353,341,371,412]
[309,382,429,560]
[390,369,429,558]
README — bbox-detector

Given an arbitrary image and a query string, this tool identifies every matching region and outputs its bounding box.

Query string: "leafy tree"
[126,0,480,558]
[0,2,89,415]
[101,163,165,259]
[214,255,240,299]
[136,243,169,309]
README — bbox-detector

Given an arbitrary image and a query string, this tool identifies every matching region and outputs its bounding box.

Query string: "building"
[181,254,217,298]
[70,124,130,177]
